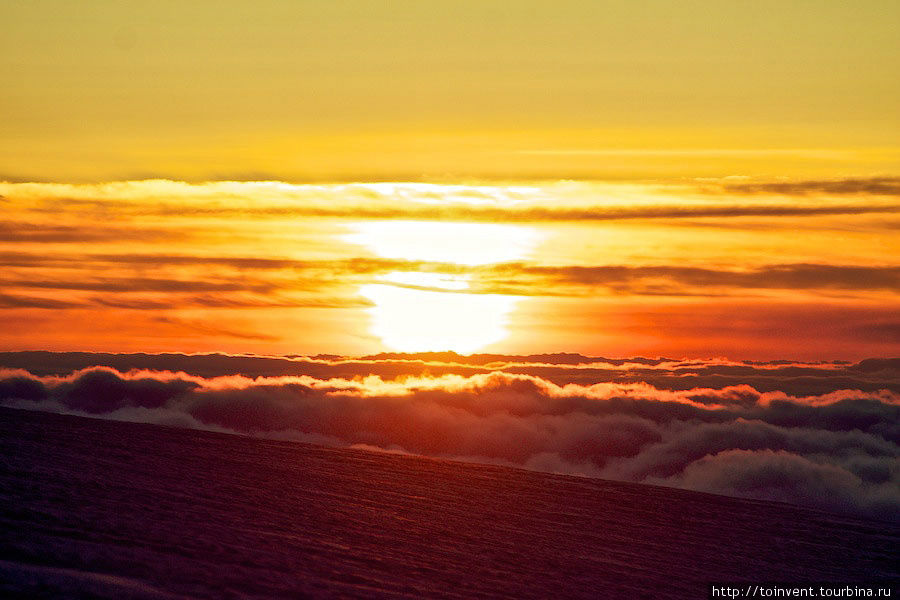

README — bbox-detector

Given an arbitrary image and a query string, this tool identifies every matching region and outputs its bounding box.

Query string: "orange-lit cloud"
[1,180,897,358]
[4,180,900,222]
[717,176,900,196]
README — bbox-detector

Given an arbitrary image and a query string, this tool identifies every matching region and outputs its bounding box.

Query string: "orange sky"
[1,179,897,359]
[2,2,899,359]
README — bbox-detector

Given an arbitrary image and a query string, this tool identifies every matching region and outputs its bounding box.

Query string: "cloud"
[2,180,898,223]
[5,255,896,304]
[2,179,896,361]
[90,294,372,310]
[0,293,86,309]
[150,317,282,341]
[847,322,900,344]
[52,368,199,413]
[718,177,900,197]
[1,362,897,521]
[6,277,276,294]
[469,263,900,295]
[1,351,897,394]
[0,220,176,243]
[663,450,899,519]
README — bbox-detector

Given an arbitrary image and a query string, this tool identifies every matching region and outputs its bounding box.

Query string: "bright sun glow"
[379,271,469,291]
[359,283,519,354]
[342,220,539,266]
[344,221,541,353]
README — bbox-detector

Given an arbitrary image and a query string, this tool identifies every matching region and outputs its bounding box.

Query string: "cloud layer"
[2,353,897,522]
[719,177,900,197]
[2,179,898,358]
[3,179,900,223]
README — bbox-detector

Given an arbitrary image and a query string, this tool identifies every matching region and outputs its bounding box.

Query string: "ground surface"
[1,407,897,599]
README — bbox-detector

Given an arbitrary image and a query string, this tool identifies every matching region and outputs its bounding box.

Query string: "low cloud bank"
[2,351,897,394]
[2,364,897,522]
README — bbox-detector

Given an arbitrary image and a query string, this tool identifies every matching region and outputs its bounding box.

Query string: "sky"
[2,0,899,182]
[1,1,899,360]
[1,179,897,359]
[1,1,899,524]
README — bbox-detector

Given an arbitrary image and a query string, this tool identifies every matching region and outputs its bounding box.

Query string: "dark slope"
[0,407,896,599]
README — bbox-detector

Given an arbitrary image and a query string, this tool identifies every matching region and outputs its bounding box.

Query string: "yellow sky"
[3,0,899,181]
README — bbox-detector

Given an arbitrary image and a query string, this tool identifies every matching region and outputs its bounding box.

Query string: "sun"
[343,220,540,353]
[359,280,519,354]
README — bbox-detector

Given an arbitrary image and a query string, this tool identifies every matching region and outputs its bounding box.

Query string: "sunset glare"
[2,2,899,597]
[344,220,540,351]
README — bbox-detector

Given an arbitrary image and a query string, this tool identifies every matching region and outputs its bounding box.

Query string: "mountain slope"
[1,407,896,599]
